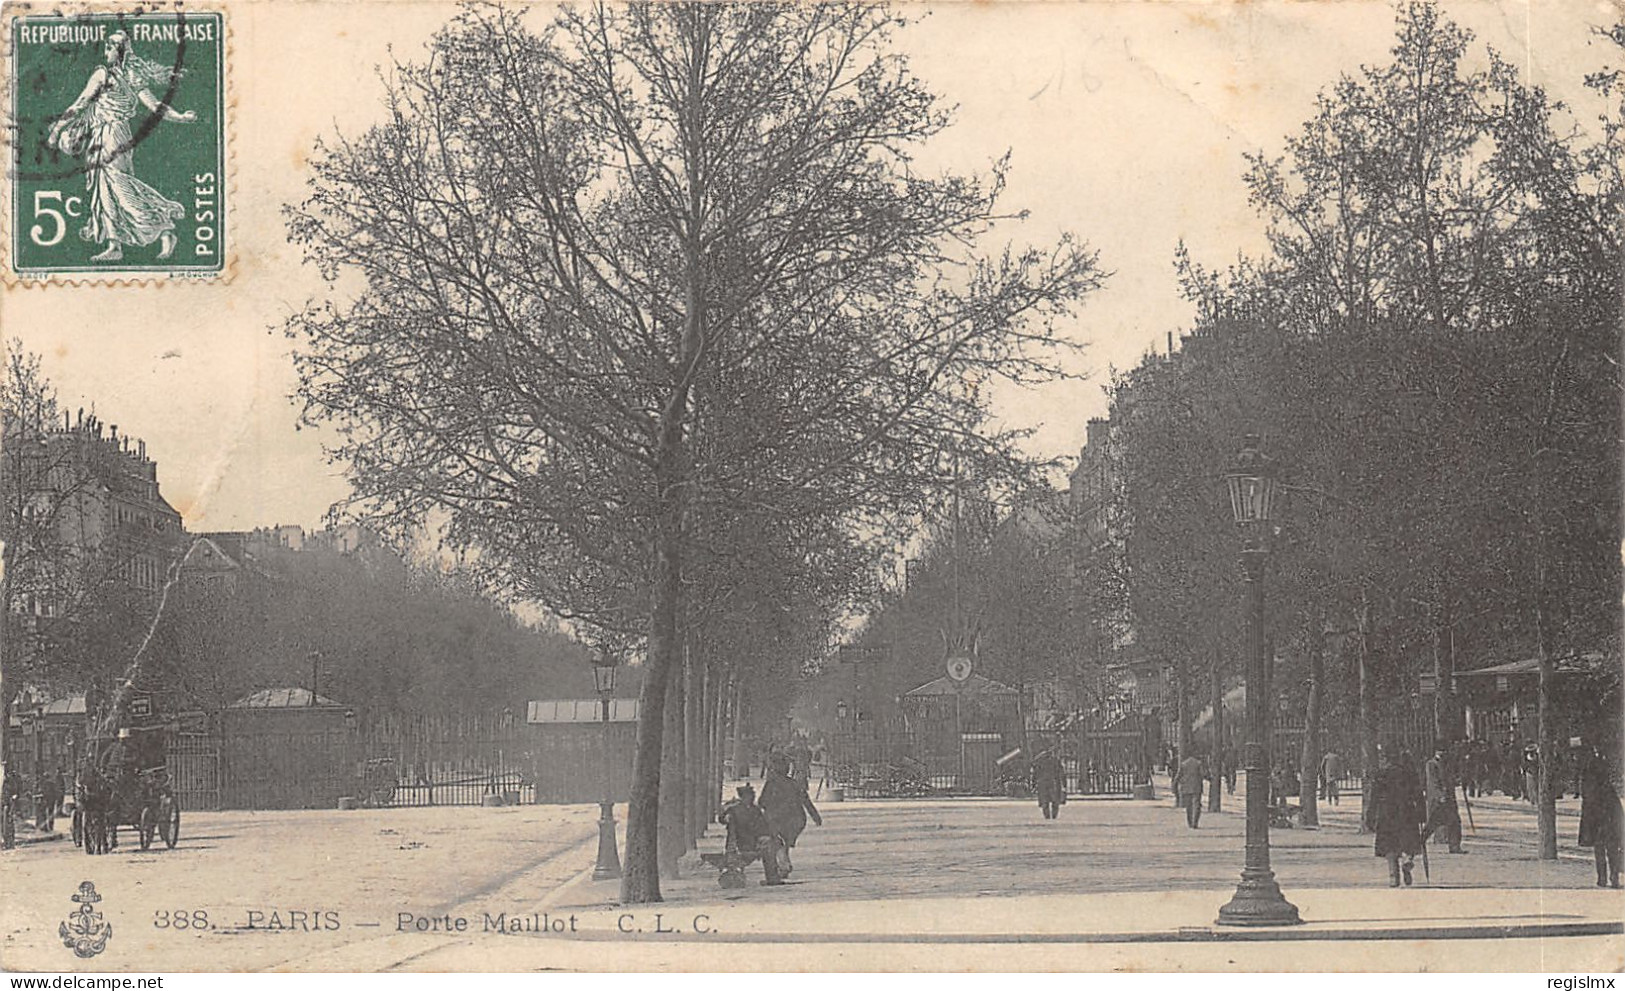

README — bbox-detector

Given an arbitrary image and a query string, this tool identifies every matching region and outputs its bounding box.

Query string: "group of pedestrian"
[1456,739,1591,801]
[717,751,823,887]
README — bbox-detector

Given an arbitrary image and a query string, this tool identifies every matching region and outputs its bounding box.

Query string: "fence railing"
[826,714,1153,798]
[164,714,633,811]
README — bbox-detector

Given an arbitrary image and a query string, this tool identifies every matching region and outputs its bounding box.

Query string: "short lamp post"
[1216,435,1302,927]
[591,655,622,881]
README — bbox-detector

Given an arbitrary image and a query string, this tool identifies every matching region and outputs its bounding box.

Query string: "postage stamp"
[5,5,225,282]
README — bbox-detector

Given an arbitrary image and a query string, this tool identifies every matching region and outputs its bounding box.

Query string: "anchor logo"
[59,881,112,959]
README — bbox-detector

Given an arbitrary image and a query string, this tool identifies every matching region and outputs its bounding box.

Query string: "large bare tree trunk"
[658,646,688,878]
[1535,573,1558,859]
[731,679,749,780]
[706,664,726,824]
[684,654,705,844]
[1432,595,1459,749]
[622,468,683,902]
[1299,614,1323,828]
[1208,642,1223,812]
[1357,594,1378,830]
[1174,658,1190,763]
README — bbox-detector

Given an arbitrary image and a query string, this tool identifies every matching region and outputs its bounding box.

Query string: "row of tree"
[0,338,603,726]
[1103,4,1621,852]
[846,6,1623,858]
[286,4,1104,901]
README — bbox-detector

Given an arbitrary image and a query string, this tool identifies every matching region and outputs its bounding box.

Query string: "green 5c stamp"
[7,7,226,280]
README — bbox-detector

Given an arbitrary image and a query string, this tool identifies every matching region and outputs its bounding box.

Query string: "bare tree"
[288,4,1102,902]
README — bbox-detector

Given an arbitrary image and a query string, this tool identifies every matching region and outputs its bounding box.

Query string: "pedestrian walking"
[759,753,822,878]
[1030,747,1066,820]
[1421,748,1465,854]
[1521,744,1540,804]
[788,735,813,783]
[1222,745,1237,796]
[1320,750,1344,805]
[1366,747,1426,887]
[1176,752,1205,828]
[1579,748,1622,888]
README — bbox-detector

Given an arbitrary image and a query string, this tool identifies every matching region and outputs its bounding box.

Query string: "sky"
[3,0,1614,534]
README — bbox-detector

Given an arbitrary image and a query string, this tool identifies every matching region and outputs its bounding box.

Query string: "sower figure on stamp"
[1366,747,1426,887]
[47,31,195,262]
[1421,748,1465,854]
[1029,747,1066,820]
[759,753,821,880]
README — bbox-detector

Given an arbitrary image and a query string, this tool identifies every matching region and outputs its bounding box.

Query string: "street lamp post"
[591,655,622,881]
[1216,435,1302,927]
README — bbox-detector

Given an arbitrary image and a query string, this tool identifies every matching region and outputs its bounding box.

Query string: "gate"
[166,733,221,811]
[1038,713,1152,796]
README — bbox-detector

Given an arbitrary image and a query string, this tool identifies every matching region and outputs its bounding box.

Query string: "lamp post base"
[592,801,621,881]
[1216,872,1302,927]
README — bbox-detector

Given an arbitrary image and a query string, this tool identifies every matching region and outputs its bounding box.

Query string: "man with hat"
[1366,746,1426,886]
[759,753,821,879]
[1422,747,1465,854]
[1175,750,1205,828]
[717,783,783,886]
[1029,746,1066,820]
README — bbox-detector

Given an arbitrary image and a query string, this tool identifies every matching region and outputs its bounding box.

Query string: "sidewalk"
[258,785,1622,971]
[520,785,1621,969]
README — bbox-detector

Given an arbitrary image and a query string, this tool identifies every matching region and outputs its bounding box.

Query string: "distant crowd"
[1165,738,1623,889]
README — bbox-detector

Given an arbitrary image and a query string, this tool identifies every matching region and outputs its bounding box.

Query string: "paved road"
[3,781,1618,972]
[0,804,600,972]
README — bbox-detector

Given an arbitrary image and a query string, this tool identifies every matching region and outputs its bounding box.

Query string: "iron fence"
[826,713,1153,798]
[163,713,633,811]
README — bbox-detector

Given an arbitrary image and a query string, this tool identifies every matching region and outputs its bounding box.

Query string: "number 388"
[153,909,210,930]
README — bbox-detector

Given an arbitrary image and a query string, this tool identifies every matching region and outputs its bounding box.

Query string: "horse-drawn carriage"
[73,724,180,855]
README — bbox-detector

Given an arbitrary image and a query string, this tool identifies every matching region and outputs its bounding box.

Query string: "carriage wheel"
[71,808,83,848]
[372,780,396,806]
[162,805,180,849]
[138,807,155,850]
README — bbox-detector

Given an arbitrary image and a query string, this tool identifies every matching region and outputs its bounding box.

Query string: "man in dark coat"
[759,753,821,878]
[1175,752,1205,828]
[1030,748,1066,820]
[1579,748,1622,888]
[1320,750,1345,805]
[718,784,782,886]
[1421,748,1465,854]
[1366,748,1426,886]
